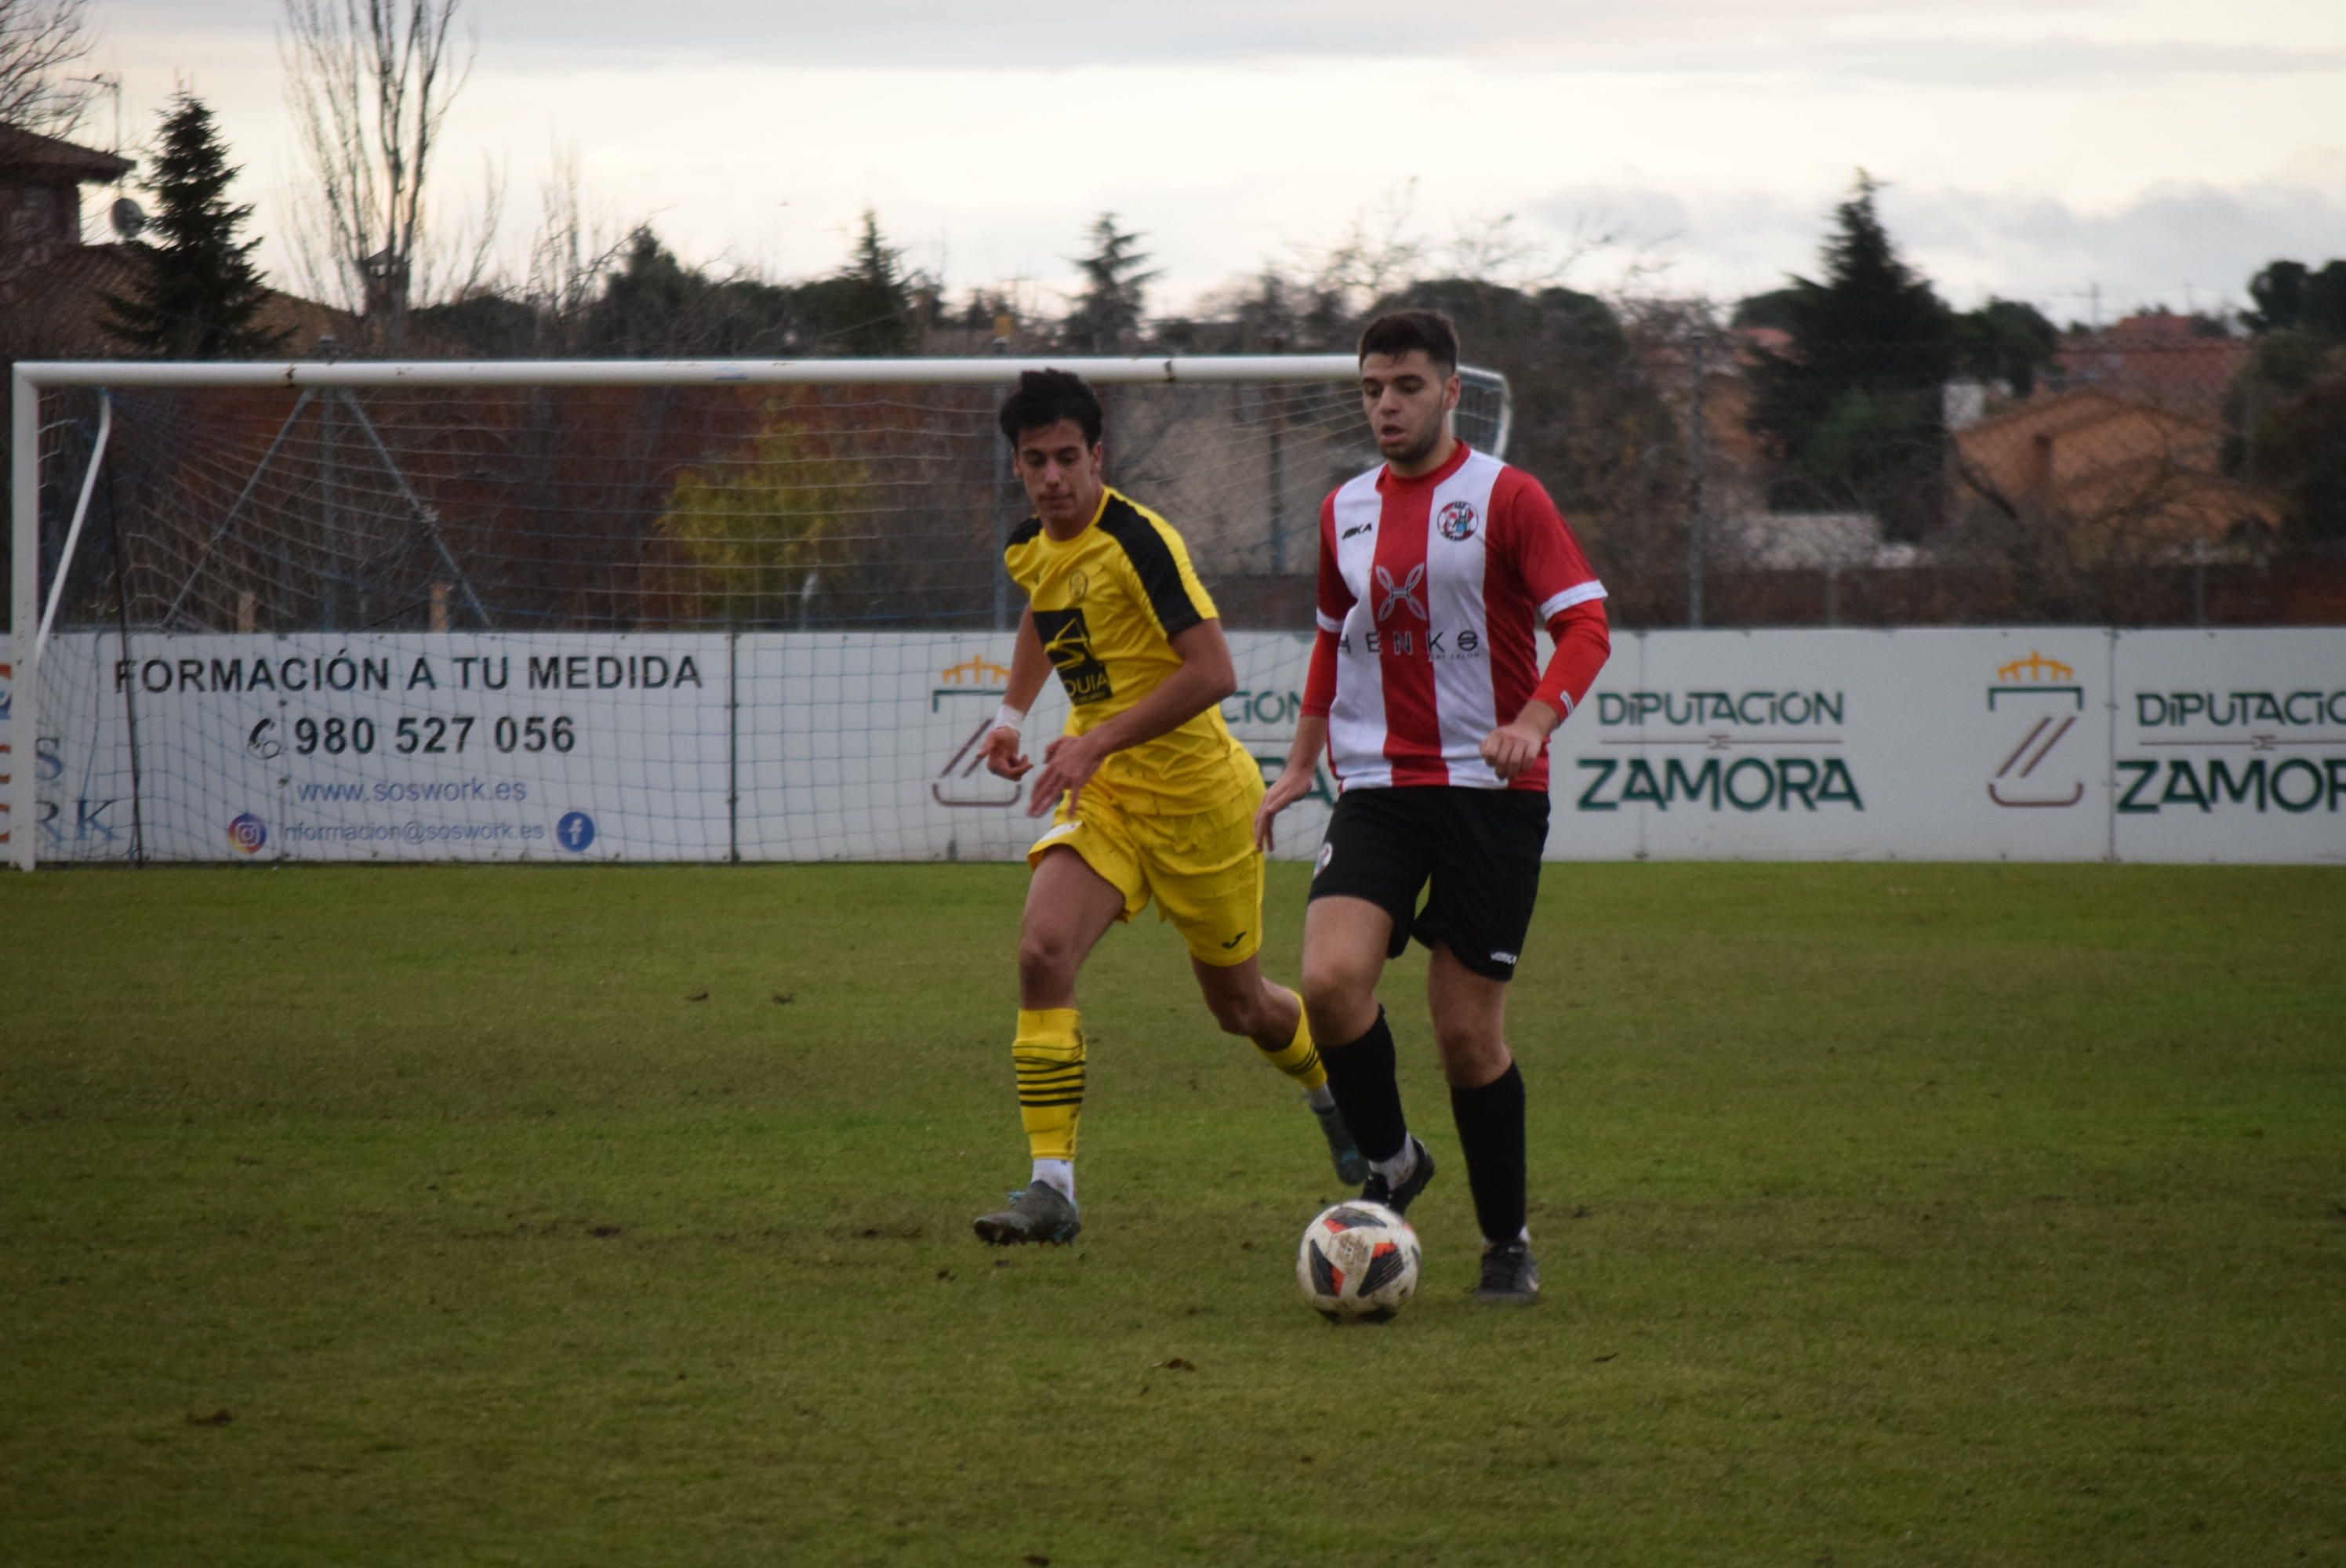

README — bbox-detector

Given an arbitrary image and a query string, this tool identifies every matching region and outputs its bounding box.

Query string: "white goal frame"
[7,355,1510,869]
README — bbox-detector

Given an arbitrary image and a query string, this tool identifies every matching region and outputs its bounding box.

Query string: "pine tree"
[103,93,289,358]
[1746,173,1955,538]
[1065,213,1160,352]
[821,209,914,354]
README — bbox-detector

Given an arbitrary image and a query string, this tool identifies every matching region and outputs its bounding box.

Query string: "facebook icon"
[557,811,596,853]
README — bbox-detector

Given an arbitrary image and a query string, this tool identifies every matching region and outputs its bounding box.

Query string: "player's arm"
[1024,619,1237,815]
[1480,472,1612,782]
[981,606,1052,780]
[1481,599,1611,780]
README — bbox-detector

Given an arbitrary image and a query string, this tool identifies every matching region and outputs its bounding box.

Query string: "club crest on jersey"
[1436,500,1480,542]
[1374,563,1427,622]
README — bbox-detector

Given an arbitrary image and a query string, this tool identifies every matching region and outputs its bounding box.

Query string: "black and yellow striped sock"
[1254,1004,1327,1094]
[1014,1007,1085,1164]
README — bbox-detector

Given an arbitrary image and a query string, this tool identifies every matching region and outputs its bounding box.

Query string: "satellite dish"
[110,197,146,241]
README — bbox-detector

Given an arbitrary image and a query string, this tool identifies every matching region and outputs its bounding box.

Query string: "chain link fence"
[14,312,2344,636]
[1510,313,2346,631]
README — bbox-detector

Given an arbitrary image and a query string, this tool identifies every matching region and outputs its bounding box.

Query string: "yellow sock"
[1254,1001,1327,1092]
[1014,1007,1085,1163]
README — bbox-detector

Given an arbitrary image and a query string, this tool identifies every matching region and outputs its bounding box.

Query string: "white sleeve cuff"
[1538,581,1608,620]
[1314,611,1346,635]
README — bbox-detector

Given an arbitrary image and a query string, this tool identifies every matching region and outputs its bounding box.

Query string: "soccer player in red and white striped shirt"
[1255,309,1611,1304]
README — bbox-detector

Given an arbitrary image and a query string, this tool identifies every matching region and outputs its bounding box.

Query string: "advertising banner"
[2112,630,2346,864]
[1551,630,2119,862]
[729,631,1325,862]
[21,626,2341,865]
[31,633,729,862]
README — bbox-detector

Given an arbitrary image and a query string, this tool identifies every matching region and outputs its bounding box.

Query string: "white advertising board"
[729,631,1327,862]
[28,633,730,862]
[1551,630,2120,862]
[2111,630,2346,865]
[17,626,2341,866]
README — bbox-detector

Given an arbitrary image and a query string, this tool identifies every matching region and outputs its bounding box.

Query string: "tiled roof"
[0,123,133,182]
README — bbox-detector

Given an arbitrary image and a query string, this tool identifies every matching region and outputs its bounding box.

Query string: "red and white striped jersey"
[1308,443,1607,793]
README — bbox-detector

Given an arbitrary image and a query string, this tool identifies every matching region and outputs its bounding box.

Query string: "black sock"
[1450,1062,1527,1243]
[1317,1007,1407,1167]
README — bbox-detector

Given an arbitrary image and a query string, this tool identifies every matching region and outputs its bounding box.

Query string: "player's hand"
[1253,764,1316,851]
[980,724,1032,780]
[1027,731,1109,817]
[1480,719,1546,782]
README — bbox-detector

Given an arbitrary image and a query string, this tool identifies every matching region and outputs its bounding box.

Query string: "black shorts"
[1308,786,1551,982]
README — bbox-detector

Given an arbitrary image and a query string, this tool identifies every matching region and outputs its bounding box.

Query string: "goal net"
[7,357,1509,867]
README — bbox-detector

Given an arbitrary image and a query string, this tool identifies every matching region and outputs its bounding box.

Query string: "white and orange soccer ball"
[1296,1200,1422,1321]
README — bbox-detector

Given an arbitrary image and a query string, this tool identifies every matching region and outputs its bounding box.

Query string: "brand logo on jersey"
[1033,606,1113,706]
[1339,521,1374,540]
[1436,501,1479,542]
[1374,563,1426,622]
[1066,568,1090,604]
[1340,626,1484,660]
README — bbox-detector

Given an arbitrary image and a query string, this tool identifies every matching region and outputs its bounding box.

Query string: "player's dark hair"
[997,368,1104,448]
[1357,310,1460,376]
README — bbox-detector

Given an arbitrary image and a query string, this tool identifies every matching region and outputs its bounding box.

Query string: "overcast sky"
[84,0,2346,326]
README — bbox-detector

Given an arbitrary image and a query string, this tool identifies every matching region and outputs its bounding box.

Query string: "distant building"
[2054,310,2249,423]
[1955,388,2275,552]
[0,122,131,284]
[0,122,347,361]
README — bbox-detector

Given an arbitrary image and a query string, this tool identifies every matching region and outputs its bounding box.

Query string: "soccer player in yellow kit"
[971,368,1363,1245]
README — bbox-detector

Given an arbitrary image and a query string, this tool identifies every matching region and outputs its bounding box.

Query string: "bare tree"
[1294,180,1428,317]
[281,0,472,350]
[521,145,629,351]
[0,0,96,136]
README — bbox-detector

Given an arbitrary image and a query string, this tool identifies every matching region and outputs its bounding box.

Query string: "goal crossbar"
[12,354,1382,390]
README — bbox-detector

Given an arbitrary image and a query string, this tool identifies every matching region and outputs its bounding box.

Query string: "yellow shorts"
[1026,771,1267,967]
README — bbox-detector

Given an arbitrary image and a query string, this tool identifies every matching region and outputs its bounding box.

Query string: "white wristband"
[990,702,1026,737]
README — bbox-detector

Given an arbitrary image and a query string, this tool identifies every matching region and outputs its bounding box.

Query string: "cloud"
[1594,34,2346,89]
[463,1,2027,70]
[98,0,2346,326]
[1523,178,2346,319]
[1892,182,2346,318]
[125,0,2124,72]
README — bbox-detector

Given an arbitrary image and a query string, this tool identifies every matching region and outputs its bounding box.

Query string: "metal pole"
[336,389,491,627]
[1687,334,1708,630]
[9,368,41,869]
[36,392,111,649]
[160,389,317,626]
[12,354,1378,390]
[320,388,340,631]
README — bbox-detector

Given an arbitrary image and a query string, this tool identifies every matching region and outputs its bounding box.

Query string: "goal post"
[7,355,1510,869]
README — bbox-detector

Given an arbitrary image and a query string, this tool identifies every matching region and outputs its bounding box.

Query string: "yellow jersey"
[1004,486,1255,814]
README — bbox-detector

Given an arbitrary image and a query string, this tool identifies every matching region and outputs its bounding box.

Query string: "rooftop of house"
[0,122,133,184]
[1958,387,2221,447]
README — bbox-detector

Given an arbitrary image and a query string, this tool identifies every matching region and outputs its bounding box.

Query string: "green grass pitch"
[2,861,2341,1566]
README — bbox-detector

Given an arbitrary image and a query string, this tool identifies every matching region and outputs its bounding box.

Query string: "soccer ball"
[1296,1200,1422,1321]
